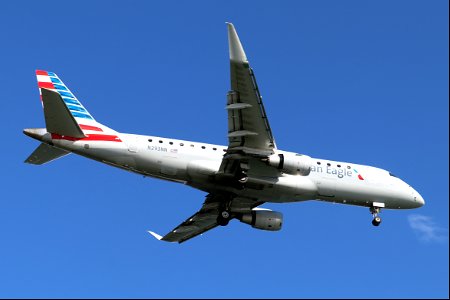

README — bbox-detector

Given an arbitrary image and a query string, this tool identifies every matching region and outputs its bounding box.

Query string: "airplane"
[24,23,425,243]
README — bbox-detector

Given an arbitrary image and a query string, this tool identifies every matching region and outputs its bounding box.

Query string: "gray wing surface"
[153,194,262,243]
[25,142,70,165]
[219,23,279,182]
[226,23,276,156]
[158,194,221,243]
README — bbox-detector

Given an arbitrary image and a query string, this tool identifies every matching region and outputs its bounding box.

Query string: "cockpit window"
[389,172,397,178]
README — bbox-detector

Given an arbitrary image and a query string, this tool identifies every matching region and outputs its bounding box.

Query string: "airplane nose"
[412,189,425,207]
[417,194,425,206]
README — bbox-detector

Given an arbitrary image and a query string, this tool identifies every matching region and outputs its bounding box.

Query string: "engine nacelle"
[239,210,283,231]
[267,153,312,176]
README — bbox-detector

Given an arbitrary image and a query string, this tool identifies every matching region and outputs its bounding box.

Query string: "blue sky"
[0,0,448,298]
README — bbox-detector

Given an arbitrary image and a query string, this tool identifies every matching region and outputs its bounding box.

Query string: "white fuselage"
[47,131,424,210]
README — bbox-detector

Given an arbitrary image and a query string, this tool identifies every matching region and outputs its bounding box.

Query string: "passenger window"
[213,147,217,151]
[317,162,321,165]
[159,140,163,143]
[347,166,351,169]
[201,146,206,149]
[190,144,194,147]
[148,139,152,142]
[169,142,173,145]
[327,163,331,166]
[180,143,184,146]
[337,164,341,168]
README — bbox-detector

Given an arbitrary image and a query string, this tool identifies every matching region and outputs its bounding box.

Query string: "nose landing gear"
[370,206,382,226]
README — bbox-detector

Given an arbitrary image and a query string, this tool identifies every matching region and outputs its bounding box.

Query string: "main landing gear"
[235,166,249,190]
[370,206,382,226]
[238,162,249,185]
[238,170,248,184]
[217,210,231,226]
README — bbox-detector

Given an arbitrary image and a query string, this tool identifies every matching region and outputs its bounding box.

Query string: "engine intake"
[239,210,283,231]
[267,153,312,176]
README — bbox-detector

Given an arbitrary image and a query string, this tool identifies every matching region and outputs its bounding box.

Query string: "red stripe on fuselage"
[79,124,103,132]
[38,82,55,89]
[51,133,122,142]
[36,70,48,75]
[84,134,122,142]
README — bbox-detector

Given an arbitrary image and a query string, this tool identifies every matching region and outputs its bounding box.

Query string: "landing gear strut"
[370,206,382,226]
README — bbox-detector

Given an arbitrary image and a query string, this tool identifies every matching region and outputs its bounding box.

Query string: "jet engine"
[239,210,283,231]
[267,153,312,176]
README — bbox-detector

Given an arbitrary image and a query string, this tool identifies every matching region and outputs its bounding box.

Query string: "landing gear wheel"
[221,211,230,219]
[369,206,382,227]
[217,210,231,226]
[238,176,248,184]
[372,216,382,226]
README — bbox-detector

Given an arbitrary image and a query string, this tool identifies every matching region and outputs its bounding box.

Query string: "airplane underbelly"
[140,152,188,181]
[236,175,317,203]
[316,178,336,198]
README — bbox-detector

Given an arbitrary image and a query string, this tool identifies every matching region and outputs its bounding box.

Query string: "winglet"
[227,22,248,63]
[147,231,163,241]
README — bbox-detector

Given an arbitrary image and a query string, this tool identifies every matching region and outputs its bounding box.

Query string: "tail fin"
[36,70,95,121]
[34,70,119,139]
[25,70,122,165]
[41,88,86,138]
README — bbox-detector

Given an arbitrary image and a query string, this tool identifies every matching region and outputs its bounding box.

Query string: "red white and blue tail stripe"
[36,70,95,121]
[35,70,122,142]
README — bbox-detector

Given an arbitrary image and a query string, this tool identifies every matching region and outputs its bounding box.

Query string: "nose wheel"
[370,207,382,226]
[372,216,382,226]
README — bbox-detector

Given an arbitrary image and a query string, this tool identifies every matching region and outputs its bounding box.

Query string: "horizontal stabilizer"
[42,88,86,138]
[25,143,70,165]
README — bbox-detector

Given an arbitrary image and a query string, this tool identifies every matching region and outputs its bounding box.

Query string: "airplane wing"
[149,24,274,243]
[149,194,262,243]
[226,23,276,156]
[218,23,279,183]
